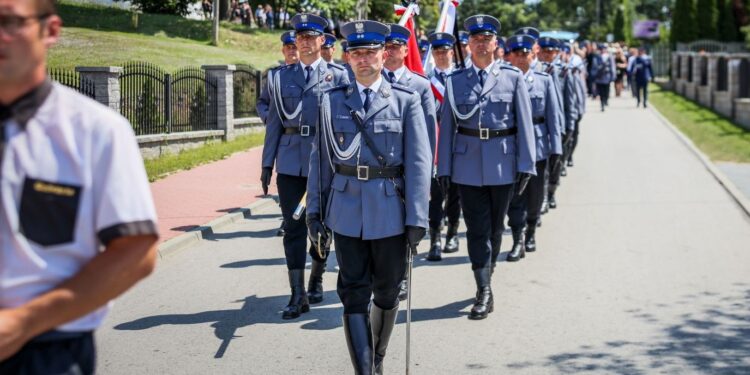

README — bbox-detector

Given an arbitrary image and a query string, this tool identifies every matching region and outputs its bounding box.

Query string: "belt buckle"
[357,165,369,181]
[300,125,310,137]
[479,127,490,140]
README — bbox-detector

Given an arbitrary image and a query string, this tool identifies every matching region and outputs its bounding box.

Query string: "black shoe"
[426,227,442,261]
[506,229,525,262]
[525,225,537,253]
[469,268,493,320]
[276,221,285,237]
[343,314,374,375]
[398,280,408,301]
[541,199,549,214]
[371,304,398,375]
[567,159,574,167]
[282,269,309,319]
[443,223,459,253]
[548,185,558,209]
[561,167,567,177]
[307,260,325,304]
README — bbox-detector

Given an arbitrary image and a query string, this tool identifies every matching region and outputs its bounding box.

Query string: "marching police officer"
[340,41,356,82]
[260,13,349,320]
[426,32,462,260]
[566,51,587,170]
[306,20,431,374]
[1,1,158,371]
[493,37,507,63]
[458,31,471,66]
[505,34,563,261]
[437,15,536,320]
[321,33,337,64]
[257,30,299,124]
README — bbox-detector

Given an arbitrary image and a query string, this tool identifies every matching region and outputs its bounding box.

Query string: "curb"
[157,197,279,259]
[649,105,750,218]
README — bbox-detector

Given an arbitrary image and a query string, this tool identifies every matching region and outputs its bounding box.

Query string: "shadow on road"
[506,284,750,374]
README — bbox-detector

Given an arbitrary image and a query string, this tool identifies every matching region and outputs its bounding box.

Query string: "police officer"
[493,37,507,63]
[426,32,462,260]
[260,13,349,319]
[0,1,158,372]
[566,51,587,170]
[321,33,337,64]
[257,30,299,124]
[419,38,430,61]
[592,43,616,111]
[458,31,471,64]
[306,20,431,374]
[340,41,356,82]
[631,47,654,108]
[505,34,563,261]
[437,15,536,320]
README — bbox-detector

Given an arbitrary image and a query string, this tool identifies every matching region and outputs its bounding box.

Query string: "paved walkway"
[100,96,750,374]
[717,162,750,202]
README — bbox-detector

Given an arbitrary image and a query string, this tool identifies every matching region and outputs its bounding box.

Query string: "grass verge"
[144,131,265,182]
[649,84,750,163]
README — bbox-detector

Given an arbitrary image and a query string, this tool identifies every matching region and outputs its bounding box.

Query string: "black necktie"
[387,71,396,83]
[363,88,372,112]
[305,66,313,83]
[439,72,446,84]
[479,70,486,87]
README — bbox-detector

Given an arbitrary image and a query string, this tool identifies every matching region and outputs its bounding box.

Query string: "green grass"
[49,1,284,71]
[144,131,265,182]
[649,84,750,163]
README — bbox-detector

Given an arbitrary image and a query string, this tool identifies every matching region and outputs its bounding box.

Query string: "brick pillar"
[202,65,236,140]
[76,66,122,112]
[707,53,721,91]
[680,53,690,80]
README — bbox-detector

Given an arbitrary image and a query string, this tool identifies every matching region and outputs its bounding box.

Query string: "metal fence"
[677,40,747,53]
[119,61,218,136]
[233,65,262,119]
[651,43,671,77]
[48,68,96,98]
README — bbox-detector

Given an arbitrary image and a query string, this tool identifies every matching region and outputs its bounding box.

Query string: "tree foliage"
[696,0,719,39]
[116,0,195,16]
[613,7,626,41]
[671,0,697,43]
[718,0,739,41]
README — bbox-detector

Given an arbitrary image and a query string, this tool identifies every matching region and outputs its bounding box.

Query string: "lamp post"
[212,0,219,46]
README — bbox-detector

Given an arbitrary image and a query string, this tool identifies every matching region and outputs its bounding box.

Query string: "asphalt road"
[97,97,750,374]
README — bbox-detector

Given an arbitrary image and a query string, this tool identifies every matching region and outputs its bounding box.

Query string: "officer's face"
[282,43,299,65]
[508,50,533,72]
[538,48,557,63]
[493,46,504,60]
[0,0,61,86]
[431,48,453,68]
[321,46,334,62]
[460,43,470,57]
[296,33,324,57]
[468,34,496,58]
[384,42,407,65]
[348,47,384,81]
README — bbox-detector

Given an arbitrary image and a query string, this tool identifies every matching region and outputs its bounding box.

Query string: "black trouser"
[334,232,407,314]
[277,173,327,270]
[0,331,95,375]
[550,133,568,187]
[457,183,514,270]
[568,117,582,163]
[428,178,460,229]
[508,160,548,229]
[635,81,648,105]
[597,83,611,107]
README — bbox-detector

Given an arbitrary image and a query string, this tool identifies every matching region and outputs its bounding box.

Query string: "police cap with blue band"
[323,33,337,48]
[561,43,571,53]
[386,24,411,45]
[341,40,349,52]
[513,26,540,40]
[419,39,429,52]
[290,13,328,36]
[428,32,455,49]
[458,31,469,45]
[538,36,560,50]
[340,20,390,50]
[280,30,296,45]
[508,34,535,53]
[464,15,500,36]
[497,36,506,51]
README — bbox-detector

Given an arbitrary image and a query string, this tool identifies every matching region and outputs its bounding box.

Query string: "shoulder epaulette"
[390,82,416,94]
[447,67,470,77]
[533,71,550,77]
[410,71,429,81]
[326,62,346,71]
[326,84,349,94]
[500,65,522,73]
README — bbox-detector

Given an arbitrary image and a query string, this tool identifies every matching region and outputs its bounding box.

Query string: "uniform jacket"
[524,71,563,161]
[557,63,579,133]
[428,67,452,124]
[631,55,654,85]
[261,60,349,177]
[542,62,566,135]
[592,53,617,84]
[437,62,536,186]
[306,80,432,240]
[256,65,284,124]
[384,69,437,158]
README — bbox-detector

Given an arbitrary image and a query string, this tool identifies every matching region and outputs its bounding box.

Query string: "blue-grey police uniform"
[592,45,617,109]
[256,31,296,123]
[567,54,587,165]
[549,44,580,194]
[261,15,349,273]
[437,17,536,275]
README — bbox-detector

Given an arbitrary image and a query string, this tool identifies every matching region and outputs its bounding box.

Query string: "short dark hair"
[35,0,57,16]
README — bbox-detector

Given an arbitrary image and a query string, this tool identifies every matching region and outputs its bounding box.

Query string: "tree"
[613,7,626,41]
[671,0,697,43]
[718,0,739,41]
[117,0,194,16]
[696,0,719,39]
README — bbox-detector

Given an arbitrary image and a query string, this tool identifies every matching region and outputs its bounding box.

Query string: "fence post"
[165,73,172,134]
[76,66,123,112]
[202,65,236,141]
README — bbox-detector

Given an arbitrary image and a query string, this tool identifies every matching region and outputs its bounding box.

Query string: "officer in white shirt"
[0,1,159,373]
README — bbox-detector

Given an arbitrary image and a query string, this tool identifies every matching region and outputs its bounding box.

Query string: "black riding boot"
[443,222,459,253]
[469,267,493,320]
[548,184,558,209]
[282,269,309,319]
[525,223,537,253]
[506,228,525,262]
[343,314,374,375]
[307,259,325,304]
[426,227,442,261]
[371,304,398,375]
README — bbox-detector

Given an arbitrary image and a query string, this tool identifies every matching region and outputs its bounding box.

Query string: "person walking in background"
[264,4,274,30]
[255,5,266,29]
[614,47,627,97]
[631,47,654,108]
[278,7,290,29]
[627,47,638,97]
[591,44,616,112]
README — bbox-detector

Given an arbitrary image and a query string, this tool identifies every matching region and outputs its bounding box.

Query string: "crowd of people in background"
[202,0,290,30]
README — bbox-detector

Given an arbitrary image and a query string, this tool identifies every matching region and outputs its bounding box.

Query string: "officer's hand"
[405,226,426,255]
[306,214,329,248]
[438,176,451,195]
[514,172,532,197]
[260,167,272,196]
[0,308,31,361]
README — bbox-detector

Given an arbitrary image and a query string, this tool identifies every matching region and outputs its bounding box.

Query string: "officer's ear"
[40,15,62,48]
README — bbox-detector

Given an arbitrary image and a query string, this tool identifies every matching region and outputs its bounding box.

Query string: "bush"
[115,0,194,16]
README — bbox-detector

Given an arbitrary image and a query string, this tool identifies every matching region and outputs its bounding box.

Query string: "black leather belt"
[457,126,517,140]
[335,164,403,181]
[283,126,315,136]
[533,116,546,124]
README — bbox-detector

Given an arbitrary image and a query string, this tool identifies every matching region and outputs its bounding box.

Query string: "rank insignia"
[326,74,333,82]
